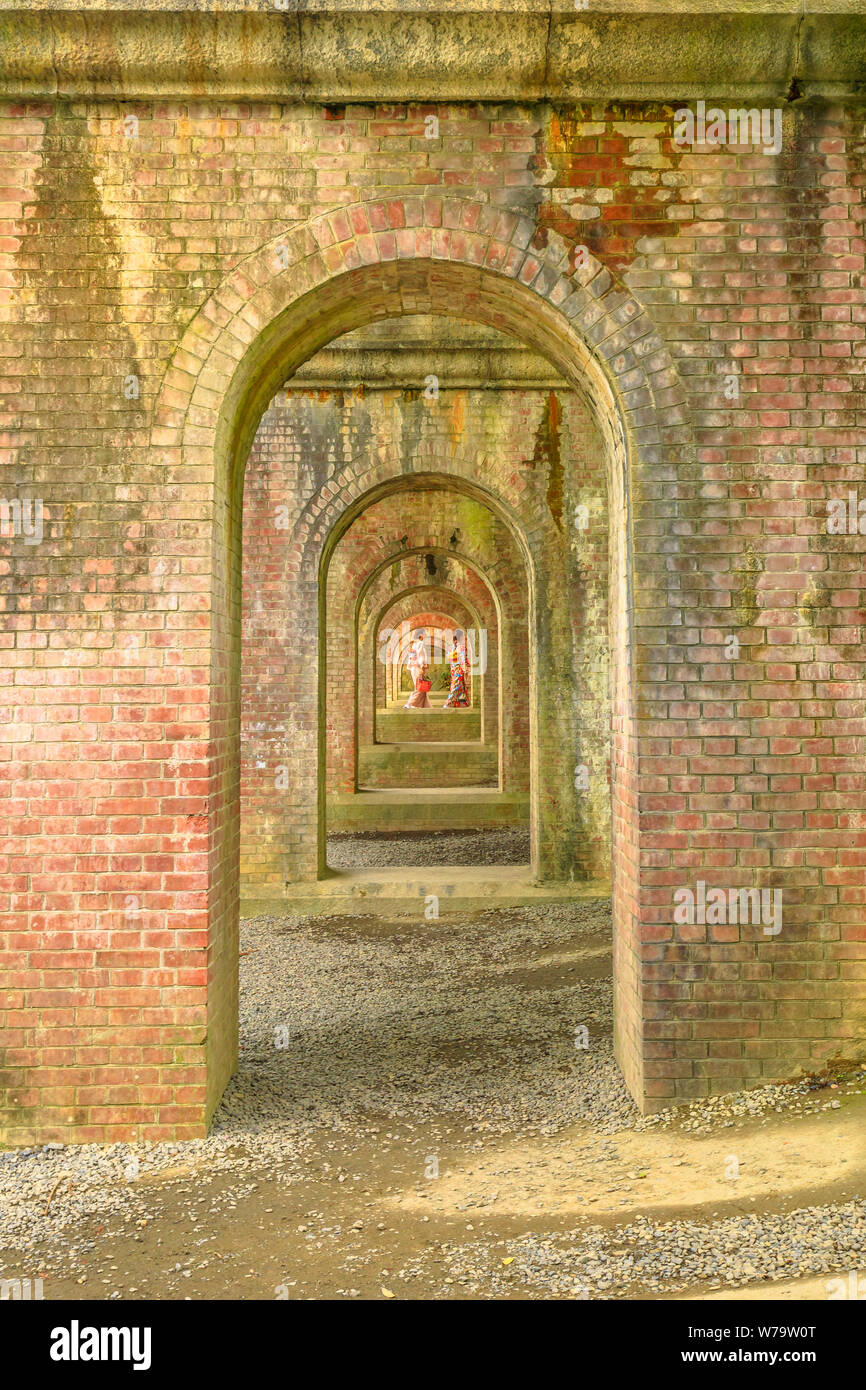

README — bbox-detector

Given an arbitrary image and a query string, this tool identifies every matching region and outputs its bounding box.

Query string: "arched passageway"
[152,204,658,1120]
[320,479,529,870]
[361,573,496,746]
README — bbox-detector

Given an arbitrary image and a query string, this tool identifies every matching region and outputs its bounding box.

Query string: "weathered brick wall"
[241,386,606,870]
[1,90,864,1141]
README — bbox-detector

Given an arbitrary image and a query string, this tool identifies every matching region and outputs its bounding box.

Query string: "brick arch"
[372,591,483,716]
[150,194,687,500]
[360,568,500,767]
[327,500,526,816]
[382,608,471,677]
[377,603,474,710]
[367,586,482,714]
[321,483,526,770]
[148,196,690,1122]
[363,579,497,759]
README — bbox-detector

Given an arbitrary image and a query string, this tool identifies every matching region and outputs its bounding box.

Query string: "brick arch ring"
[366,586,493,753]
[289,443,563,592]
[149,194,691,546]
[369,596,483,720]
[370,588,488,665]
[327,531,526,862]
[362,574,498,740]
[329,551,499,796]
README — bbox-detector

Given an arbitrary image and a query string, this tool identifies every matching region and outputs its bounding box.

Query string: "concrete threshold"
[352,785,509,799]
[242,865,611,918]
[328,786,528,830]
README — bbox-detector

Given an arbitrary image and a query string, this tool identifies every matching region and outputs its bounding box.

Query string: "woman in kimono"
[403,629,431,709]
[443,629,470,708]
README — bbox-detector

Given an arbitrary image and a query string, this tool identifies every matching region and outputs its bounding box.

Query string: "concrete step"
[388,691,449,705]
[358,741,497,788]
[376,707,481,743]
[328,786,528,832]
[243,866,610,918]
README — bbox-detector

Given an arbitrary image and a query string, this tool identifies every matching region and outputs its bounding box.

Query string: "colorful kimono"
[443,642,470,707]
[404,638,431,709]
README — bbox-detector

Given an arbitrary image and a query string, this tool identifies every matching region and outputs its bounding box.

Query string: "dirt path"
[6,1093,865,1302]
[2,903,864,1302]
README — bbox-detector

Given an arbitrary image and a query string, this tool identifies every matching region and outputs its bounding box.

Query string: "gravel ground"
[421,1199,866,1298]
[1,898,863,1297]
[326,827,531,868]
[0,901,612,1261]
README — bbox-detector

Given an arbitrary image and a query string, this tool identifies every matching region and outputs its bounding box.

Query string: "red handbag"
[417,678,431,692]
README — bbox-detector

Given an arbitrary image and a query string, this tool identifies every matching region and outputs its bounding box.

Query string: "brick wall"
[241,386,607,877]
[1,94,863,1140]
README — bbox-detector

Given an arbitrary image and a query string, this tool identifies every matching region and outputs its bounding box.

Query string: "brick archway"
[150,195,689,1122]
[366,585,491,740]
[380,606,471,707]
[319,477,532,874]
[323,483,525,827]
[357,561,505,795]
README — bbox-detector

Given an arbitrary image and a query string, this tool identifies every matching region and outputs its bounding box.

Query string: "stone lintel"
[0,5,864,102]
[286,346,565,390]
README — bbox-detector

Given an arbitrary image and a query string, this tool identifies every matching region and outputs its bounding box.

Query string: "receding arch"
[356,562,502,764]
[149,196,687,1121]
[319,475,532,876]
[368,586,485,725]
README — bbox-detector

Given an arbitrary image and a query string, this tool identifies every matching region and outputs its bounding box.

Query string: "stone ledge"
[290,346,564,388]
[1,7,864,101]
[241,864,611,920]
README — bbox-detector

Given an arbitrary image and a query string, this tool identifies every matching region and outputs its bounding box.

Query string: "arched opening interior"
[240,309,615,891]
[364,578,494,743]
[383,612,472,708]
[320,472,527,872]
[208,249,640,1122]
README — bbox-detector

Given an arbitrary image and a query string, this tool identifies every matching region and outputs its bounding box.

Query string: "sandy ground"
[1,899,864,1303]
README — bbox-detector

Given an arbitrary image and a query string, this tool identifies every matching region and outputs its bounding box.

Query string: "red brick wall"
[1,97,864,1140]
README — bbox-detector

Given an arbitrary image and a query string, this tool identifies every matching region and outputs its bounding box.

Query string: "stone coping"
[0,2,859,13]
[289,348,564,389]
[1,5,864,101]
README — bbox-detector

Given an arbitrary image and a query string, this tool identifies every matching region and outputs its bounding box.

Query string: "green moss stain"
[525,392,564,530]
[7,104,146,626]
[798,574,828,631]
[544,392,563,529]
[732,540,763,630]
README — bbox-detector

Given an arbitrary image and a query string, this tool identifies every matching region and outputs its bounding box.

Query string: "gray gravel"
[424,1199,866,1298]
[220,900,621,1137]
[327,827,531,868]
[1,898,862,1297]
[0,901,613,1261]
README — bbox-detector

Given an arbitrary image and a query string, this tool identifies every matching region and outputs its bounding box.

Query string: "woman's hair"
[454,629,463,641]
[415,629,425,639]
